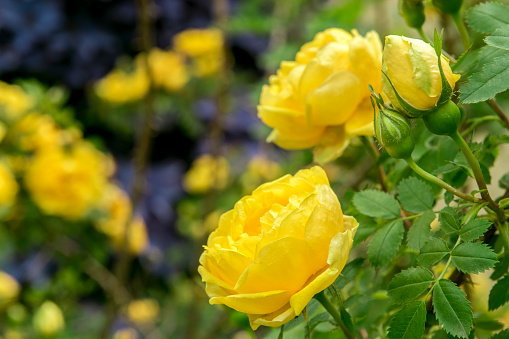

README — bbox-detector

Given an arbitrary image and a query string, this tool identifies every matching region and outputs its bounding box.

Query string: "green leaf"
[459,219,491,242]
[397,177,434,213]
[454,46,508,78]
[353,190,401,219]
[488,276,509,311]
[388,267,434,305]
[493,329,509,339]
[439,209,459,233]
[485,25,509,51]
[466,2,509,34]
[368,220,405,267]
[433,279,473,338]
[451,242,497,274]
[474,316,504,331]
[491,256,509,280]
[388,300,426,339]
[335,258,365,290]
[353,221,377,247]
[459,54,509,104]
[417,238,450,267]
[407,210,435,251]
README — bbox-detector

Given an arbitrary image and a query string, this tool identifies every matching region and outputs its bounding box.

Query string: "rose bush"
[258,28,382,164]
[198,166,358,329]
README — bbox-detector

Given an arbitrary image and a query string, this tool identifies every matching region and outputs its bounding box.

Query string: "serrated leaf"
[454,46,508,78]
[466,2,509,34]
[488,276,509,311]
[388,267,434,305]
[493,329,509,339]
[368,220,405,267]
[388,300,426,339]
[459,55,509,104]
[417,238,450,267]
[397,177,434,213]
[485,25,509,51]
[433,279,473,338]
[459,219,491,242]
[439,209,459,233]
[335,258,365,290]
[353,190,401,219]
[407,210,435,251]
[451,242,497,274]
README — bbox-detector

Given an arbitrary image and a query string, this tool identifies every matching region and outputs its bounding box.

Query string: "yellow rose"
[183,154,230,194]
[258,28,382,164]
[382,35,460,113]
[147,48,188,92]
[0,271,20,307]
[0,81,32,119]
[0,162,18,209]
[126,298,160,325]
[25,142,110,219]
[173,28,225,77]
[95,60,149,104]
[33,301,65,337]
[198,166,358,330]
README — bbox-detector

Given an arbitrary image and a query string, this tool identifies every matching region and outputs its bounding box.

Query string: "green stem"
[487,99,509,130]
[314,291,356,339]
[416,27,430,44]
[404,157,478,203]
[461,116,502,137]
[451,11,471,50]
[450,131,502,215]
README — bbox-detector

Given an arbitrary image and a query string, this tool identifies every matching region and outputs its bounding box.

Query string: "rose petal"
[306,70,363,126]
[248,303,296,330]
[210,289,293,315]
[201,248,252,288]
[344,97,376,136]
[349,30,381,95]
[312,126,350,165]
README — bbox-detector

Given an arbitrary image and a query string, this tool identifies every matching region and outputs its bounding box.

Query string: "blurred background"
[0,0,508,338]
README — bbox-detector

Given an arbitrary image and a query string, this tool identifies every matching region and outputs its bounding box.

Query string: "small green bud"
[423,100,462,136]
[399,0,426,29]
[375,106,415,159]
[432,0,463,14]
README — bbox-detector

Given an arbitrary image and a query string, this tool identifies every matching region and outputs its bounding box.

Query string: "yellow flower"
[110,216,149,255]
[240,156,282,193]
[0,162,18,209]
[95,60,149,104]
[113,328,137,339]
[0,81,32,119]
[382,35,460,113]
[25,142,110,219]
[198,166,358,330]
[258,28,382,164]
[33,301,65,337]
[183,154,230,194]
[126,299,160,325]
[147,48,188,92]
[173,28,225,77]
[0,271,20,307]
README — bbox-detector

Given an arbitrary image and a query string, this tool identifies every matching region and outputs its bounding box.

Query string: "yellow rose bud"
[258,28,382,164]
[33,301,65,337]
[126,299,160,325]
[25,142,110,219]
[0,271,20,307]
[198,166,358,330]
[381,35,460,114]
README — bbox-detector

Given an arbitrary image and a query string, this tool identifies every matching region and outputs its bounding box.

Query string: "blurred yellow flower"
[110,216,149,255]
[95,60,149,104]
[25,142,110,219]
[183,154,230,194]
[126,298,160,325]
[0,81,32,119]
[173,28,225,77]
[240,156,282,193]
[113,328,138,339]
[0,271,20,307]
[147,48,188,92]
[0,162,18,209]
[382,35,460,113]
[258,28,382,164]
[33,301,65,337]
[198,166,358,330]
[10,112,80,152]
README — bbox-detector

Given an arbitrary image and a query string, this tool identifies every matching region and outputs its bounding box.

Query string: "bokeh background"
[0,0,508,338]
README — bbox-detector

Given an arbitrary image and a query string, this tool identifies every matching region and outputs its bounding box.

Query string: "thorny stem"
[451,11,471,51]
[404,157,479,203]
[314,291,357,339]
